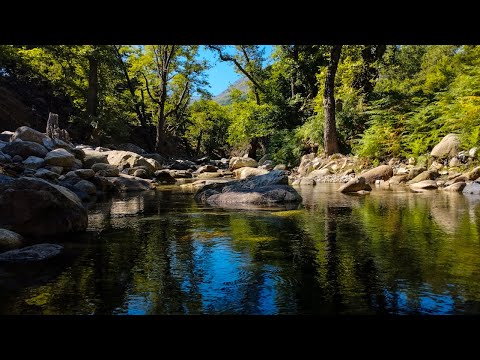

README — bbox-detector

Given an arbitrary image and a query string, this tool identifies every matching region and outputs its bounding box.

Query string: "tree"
[323,45,342,155]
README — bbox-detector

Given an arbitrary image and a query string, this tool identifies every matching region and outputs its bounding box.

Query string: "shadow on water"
[2,184,480,314]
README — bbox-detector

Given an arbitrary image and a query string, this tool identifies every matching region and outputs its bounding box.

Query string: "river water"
[1,183,480,315]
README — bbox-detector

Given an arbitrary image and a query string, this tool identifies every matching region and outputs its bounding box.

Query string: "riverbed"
[1,183,480,314]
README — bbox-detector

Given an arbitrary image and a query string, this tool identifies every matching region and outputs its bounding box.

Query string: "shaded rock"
[143,153,166,164]
[0,151,12,163]
[90,176,115,193]
[71,158,83,171]
[116,143,146,155]
[359,165,393,184]
[44,148,75,167]
[168,159,196,170]
[145,158,162,171]
[0,228,24,250]
[34,168,60,181]
[83,150,108,168]
[91,163,119,177]
[274,164,286,170]
[431,134,460,158]
[445,175,468,186]
[388,174,409,185]
[0,131,14,142]
[2,141,48,159]
[74,169,95,179]
[196,172,222,179]
[70,148,85,161]
[0,141,6,151]
[258,154,270,166]
[11,126,49,144]
[462,181,480,195]
[45,166,63,175]
[443,182,466,192]
[338,177,372,193]
[133,169,148,178]
[466,166,480,181]
[74,180,97,195]
[0,244,63,263]
[195,165,218,173]
[22,156,44,169]
[0,176,87,236]
[233,167,269,179]
[410,180,438,190]
[229,156,258,170]
[409,170,439,184]
[194,156,210,165]
[154,170,176,184]
[12,155,23,163]
[407,166,427,180]
[108,173,156,192]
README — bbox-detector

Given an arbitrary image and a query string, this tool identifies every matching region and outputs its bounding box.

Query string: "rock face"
[431,134,460,158]
[44,148,75,167]
[338,177,372,193]
[0,244,63,263]
[0,228,24,250]
[462,181,480,195]
[195,170,301,206]
[0,175,88,236]
[443,182,466,192]
[410,180,438,190]
[2,141,48,159]
[229,157,258,170]
[233,167,269,179]
[11,126,49,144]
[359,165,393,184]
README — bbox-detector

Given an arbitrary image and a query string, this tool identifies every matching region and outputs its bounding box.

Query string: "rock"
[466,166,480,181]
[74,180,97,195]
[196,172,222,179]
[180,179,231,191]
[258,154,271,166]
[0,228,24,250]
[233,167,269,179]
[430,161,443,171]
[145,158,162,171]
[70,158,82,171]
[194,156,210,165]
[449,157,460,167]
[444,175,468,186]
[407,166,427,180]
[291,179,301,185]
[0,176,88,236]
[116,143,146,155]
[229,157,258,170]
[431,134,460,158]
[12,155,23,163]
[133,169,148,178]
[73,169,95,179]
[409,170,439,184]
[462,181,480,195]
[143,153,166,165]
[359,165,393,184]
[0,131,14,142]
[11,126,49,144]
[169,170,193,179]
[0,244,63,263]
[388,174,409,185]
[307,168,331,178]
[195,165,218,173]
[273,164,286,171]
[0,151,12,163]
[108,173,156,192]
[91,163,119,177]
[22,156,44,169]
[45,166,63,175]
[395,167,409,175]
[2,141,48,159]
[469,147,478,158]
[259,160,274,170]
[106,150,156,173]
[342,169,355,176]
[90,176,115,193]
[34,168,60,181]
[408,157,416,165]
[83,150,108,168]
[410,180,438,190]
[299,178,316,185]
[338,176,372,193]
[0,141,7,151]
[154,170,176,184]
[443,182,466,192]
[44,148,75,167]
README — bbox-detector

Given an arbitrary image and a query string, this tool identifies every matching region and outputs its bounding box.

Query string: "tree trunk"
[86,56,98,117]
[323,45,342,156]
[248,137,259,159]
[195,130,203,156]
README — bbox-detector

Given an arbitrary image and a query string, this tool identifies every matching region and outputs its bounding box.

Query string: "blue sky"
[198,45,274,96]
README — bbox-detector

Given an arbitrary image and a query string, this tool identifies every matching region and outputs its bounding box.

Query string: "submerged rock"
[0,244,63,263]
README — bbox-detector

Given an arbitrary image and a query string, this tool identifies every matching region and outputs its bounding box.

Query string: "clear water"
[1,183,480,315]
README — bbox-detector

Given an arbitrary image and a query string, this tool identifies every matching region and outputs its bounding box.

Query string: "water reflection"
[1,184,480,314]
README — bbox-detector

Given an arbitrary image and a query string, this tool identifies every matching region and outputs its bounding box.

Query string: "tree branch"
[142,72,159,104]
[166,80,190,117]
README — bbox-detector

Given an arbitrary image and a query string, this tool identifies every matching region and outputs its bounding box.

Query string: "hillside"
[212,77,248,105]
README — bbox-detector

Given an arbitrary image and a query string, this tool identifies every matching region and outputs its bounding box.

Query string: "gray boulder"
[410,180,438,190]
[2,141,48,159]
[229,157,258,170]
[338,176,372,193]
[34,168,60,181]
[74,180,97,195]
[11,126,49,144]
[431,134,460,158]
[91,163,119,177]
[108,173,156,192]
[0,228,24,250]
[44,148,75,167]
[22,156,44,169]
[0,244,63,263]
[154,170,176,184]
[359,165,393,184]
[443,182,466,192]
[116,143,146,155]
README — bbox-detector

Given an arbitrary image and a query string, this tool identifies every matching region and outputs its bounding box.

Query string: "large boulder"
[169,159,196,170]
[116,143,146,155]
[2,141,48,159]
[73,169,95,179]
[408,170,439,184]
[307,168,331,178]
[229,157,258,170]
[233,167,269,179]
[106,150,155,173]
[154,170,176,184]
[22,156,44,169]
[407,166,427,180]
[462,181,480,195]
[74,180,97,195]
[108,173,156,192]
[0,175,88,236]
[359,165,393,184]
[91,163,119,177]
[194,170,301,207]
[83,149,109,168]
[431,134,460,158]
[11,126,49,144]
[338,177,372,193]
[44,148,75,167]
[0,244,63,263]
[443,182,466,192]
[0,228,24,250]
[410,180,438,190]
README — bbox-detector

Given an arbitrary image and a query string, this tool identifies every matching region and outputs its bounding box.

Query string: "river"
[1,183,480,314]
